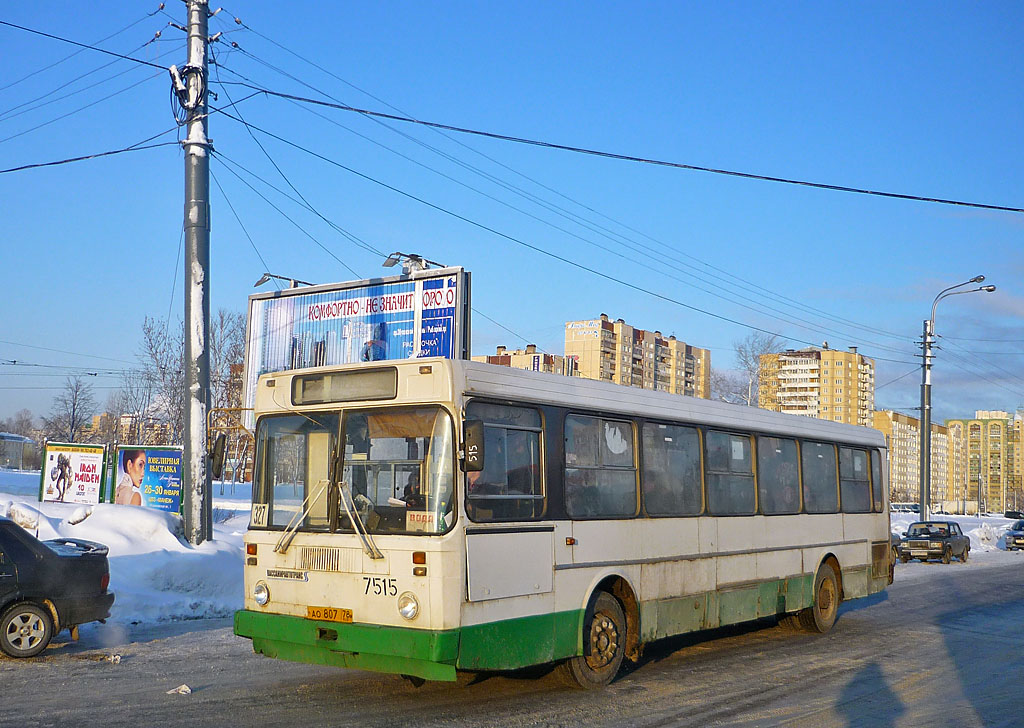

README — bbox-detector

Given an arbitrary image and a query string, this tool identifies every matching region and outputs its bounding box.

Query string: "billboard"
[39,443,106,505]
[113,446,183,512]
[244,268,470,414]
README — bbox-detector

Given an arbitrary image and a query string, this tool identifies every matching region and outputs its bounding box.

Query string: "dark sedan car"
[898,520,970,564]
[0,517,114,657]
[1004,520,1024,551]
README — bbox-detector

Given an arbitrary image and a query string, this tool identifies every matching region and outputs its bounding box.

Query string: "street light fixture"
[919,276,996,519]
[381,252,445,274]
[254,272,313,289]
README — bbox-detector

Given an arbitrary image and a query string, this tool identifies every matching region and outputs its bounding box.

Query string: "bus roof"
[455,359,885,449]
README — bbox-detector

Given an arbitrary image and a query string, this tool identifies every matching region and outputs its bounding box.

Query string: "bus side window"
[801,441,838,513]
[870,450,884,512]
[642,422,702,516]
[565,415,637,518]
[756,436,799,515]
[839,447,871,513]
[704,431,755,516]
[465,402,544,522]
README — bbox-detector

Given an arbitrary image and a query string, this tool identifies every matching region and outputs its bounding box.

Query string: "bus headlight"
[254,581,270,606]
[397,592,419,620]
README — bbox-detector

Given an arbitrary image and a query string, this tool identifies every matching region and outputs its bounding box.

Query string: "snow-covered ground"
[2,467,1023,631]
[0,469,250,628]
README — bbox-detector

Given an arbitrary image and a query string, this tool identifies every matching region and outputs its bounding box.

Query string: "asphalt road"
[2,559,1021,728]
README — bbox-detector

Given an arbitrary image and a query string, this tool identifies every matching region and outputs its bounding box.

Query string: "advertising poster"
[244,268,470,417]
[39,443,106,505]
[113,446,183,513]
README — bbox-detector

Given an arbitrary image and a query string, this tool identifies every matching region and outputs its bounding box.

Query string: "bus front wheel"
[557,592,626,689]
[796,563,839,634]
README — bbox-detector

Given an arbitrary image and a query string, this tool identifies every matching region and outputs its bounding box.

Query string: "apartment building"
[945,411,1023,514]
[472,344,574,376]
[872,410,961,508]
[759,346,875,426]
[563,314,710,398]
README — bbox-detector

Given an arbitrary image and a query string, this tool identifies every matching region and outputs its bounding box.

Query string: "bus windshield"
[251,406,455,535]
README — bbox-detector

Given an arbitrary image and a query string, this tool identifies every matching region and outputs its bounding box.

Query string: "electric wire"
[0,8,161,92]
[209,168,280,286]
[209,152,361,278]
[0,37,166,122]
[213,47,916,345]
[0,20,167,70]
[0,140,177,175]
[229,83,1024,216]
[212,108,920,366]
[0,340,137,366]
[0,69,164,146]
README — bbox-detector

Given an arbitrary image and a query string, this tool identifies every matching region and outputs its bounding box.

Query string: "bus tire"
[557,592,626,689]
[796,563,839,634]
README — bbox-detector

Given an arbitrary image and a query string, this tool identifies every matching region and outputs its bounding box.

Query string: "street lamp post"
[919,276,996,520]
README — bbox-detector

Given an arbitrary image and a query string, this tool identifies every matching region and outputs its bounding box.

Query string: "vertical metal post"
[919,318,933,521]
[183,0,211,544]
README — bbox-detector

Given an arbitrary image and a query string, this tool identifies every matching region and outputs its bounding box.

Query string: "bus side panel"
[455,608,581,670]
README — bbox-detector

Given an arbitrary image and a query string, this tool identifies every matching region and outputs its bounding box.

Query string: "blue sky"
[1,1,1022,423]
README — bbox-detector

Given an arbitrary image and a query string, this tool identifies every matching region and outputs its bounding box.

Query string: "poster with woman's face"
[114,446,183,512]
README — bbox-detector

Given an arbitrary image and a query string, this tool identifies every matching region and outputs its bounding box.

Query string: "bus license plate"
[307,606,352,623]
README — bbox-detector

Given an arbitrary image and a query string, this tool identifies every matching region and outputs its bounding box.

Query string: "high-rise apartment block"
[944,411,1023,514]
[759,346,875,426]
[471,345,573,376]
[872,410,961,508]
[564,314,710,398]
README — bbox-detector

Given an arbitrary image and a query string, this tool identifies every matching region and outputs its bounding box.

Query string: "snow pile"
[0,469,248,627]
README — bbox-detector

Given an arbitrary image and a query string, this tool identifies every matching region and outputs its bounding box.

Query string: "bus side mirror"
[463,420,484,472]
[210,434,227,480]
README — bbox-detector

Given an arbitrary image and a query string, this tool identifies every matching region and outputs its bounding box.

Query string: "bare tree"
[138,316,186,445]
[1,409,36,437]
[42,376,97,442]
[210,309,246,410]
[733,332,783,407]
[710,368,747,405]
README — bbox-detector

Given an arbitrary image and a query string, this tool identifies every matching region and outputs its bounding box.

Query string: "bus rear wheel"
[557,592,626,689]
[796,563,839,634]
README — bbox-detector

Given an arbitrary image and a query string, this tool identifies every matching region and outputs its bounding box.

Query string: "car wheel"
[942,546,952,564]
[556,592,626,689]
[961,547,969,563]
[900,554,910,563]
[0,602,53,658]
[796,563,840,634]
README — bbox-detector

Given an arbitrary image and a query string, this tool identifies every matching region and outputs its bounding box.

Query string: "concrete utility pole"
[919,276,995,522]
[177,0,212,544]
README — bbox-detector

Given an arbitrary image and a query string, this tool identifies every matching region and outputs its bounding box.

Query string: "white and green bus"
[234,358,891,688]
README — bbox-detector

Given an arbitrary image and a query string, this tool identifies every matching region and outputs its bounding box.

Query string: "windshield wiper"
[334,479,383,559]
[273,478,331,554]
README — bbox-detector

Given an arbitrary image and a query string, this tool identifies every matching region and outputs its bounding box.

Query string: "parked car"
[898,521,970,564]
[1004,520,1024,551]
[1003,510,1023,520]
[0,517,114,658]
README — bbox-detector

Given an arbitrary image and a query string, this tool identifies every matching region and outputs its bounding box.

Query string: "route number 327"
[363,577,397,596]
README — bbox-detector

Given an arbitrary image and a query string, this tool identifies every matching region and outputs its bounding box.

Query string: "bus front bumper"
[234,610,460,682]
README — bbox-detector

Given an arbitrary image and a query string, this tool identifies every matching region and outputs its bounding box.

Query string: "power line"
[0,8,162,92]
[209,168,278,282]
[212,108,918,366]
[0,140,177,175]
[0,340,137,366]
[224,25,915,345]
[231,83,1024,216]
[0,20,167,70]
[211,59,915,354]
